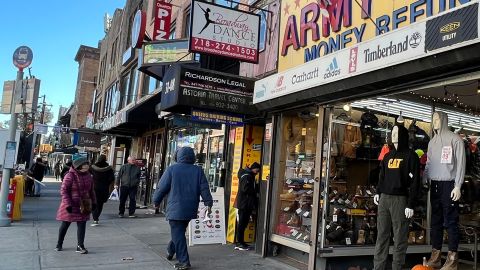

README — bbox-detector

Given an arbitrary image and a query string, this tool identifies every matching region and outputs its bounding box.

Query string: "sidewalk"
[0,177,297,270]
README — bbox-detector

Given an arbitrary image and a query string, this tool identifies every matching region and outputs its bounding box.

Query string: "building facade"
[70,45,100,128]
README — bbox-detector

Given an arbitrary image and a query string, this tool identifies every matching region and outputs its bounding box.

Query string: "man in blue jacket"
[153,147,213,270]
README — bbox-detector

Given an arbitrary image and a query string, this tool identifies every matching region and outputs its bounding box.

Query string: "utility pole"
[1,46,33,226]
[39,95,46,124]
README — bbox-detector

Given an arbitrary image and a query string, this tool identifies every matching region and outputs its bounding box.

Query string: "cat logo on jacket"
[388,159,403,169]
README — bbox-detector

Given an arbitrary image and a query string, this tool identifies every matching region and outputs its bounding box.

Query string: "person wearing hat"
[55,157,97,254]
[234,162,261,251]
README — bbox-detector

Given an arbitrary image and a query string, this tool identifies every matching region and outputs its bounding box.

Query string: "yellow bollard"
[10,175,24,221]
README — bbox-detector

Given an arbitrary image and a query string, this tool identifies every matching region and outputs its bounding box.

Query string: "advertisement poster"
[142,40,192,65]
[189,191,226,246]
[189,0,260,63]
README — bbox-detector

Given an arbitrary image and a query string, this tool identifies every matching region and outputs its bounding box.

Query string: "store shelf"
[317,244,477,258]
[271,234,310,253]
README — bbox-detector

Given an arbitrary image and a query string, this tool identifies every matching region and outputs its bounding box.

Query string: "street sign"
[3,141,16,169]
[12,46,33,70]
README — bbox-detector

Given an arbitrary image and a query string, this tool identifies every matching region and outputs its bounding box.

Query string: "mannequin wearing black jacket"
[234,162,261,251]
[374,125,421,270]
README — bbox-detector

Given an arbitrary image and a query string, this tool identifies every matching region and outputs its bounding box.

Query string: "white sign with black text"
[188,189,226,246]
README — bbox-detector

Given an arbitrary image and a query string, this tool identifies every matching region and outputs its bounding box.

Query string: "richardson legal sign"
[278,0,472,71]
[160,65,256,114]
[189,0,260,63]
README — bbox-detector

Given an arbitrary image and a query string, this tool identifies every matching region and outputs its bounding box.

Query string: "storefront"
[254,1,480,269]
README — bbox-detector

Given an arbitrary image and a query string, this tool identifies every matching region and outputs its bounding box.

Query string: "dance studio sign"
[189,0,260,63]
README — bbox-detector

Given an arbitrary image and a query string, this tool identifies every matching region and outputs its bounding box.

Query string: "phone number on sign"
[192,38,257,57]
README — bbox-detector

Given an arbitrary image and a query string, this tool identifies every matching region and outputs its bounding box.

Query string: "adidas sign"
[324,57,341,79]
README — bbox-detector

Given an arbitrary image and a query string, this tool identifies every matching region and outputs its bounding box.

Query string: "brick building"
[70,45,100,128]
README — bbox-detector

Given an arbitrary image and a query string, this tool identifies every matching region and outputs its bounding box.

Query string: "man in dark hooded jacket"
[234,162,261,251]
[90,154,115,226]
[153,147,213,270]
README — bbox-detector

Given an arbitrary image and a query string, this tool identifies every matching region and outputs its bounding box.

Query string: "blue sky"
[0,0,125,125]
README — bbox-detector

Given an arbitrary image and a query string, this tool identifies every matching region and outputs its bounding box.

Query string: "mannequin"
[424,111,466,270]
[373,125,420,270]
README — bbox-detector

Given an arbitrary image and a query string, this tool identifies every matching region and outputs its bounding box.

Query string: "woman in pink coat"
[55,157,97,254]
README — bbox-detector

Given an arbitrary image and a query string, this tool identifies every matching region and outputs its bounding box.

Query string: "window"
[169,20,176,39]
[111,37,118,67]
[121,73,130,109]
[183,8,191,38]
[258,10,267,52]
[148,76,158,94]
[127,68,138,105]
[126,13,135,50]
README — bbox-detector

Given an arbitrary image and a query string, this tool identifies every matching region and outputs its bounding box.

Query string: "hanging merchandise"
[408,120,430,150]
[342,124,362,159]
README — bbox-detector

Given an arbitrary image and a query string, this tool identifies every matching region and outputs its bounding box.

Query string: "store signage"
[255,1,480,104]
[278,0,472,72]
[189,0,261,63]
[34,123,48,135]
[13,46,33,70]
[75,132,101,148]
[101,110,127,131]
[171,115,222,130]
[142,39,193,65]
[131,10,147,49]
[426,3,478,51]
[153,0,172,41]
[160,65,255,115]
[189,192,227,246]
[191,109,243,126]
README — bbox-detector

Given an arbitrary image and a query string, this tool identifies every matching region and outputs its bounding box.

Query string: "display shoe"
[440,251,458,270]
[408,231,416,245]
[355,185,363,196]
[280,193,296,200]
[356,229,366,245]
[426,248,442,268]
[367,230,376,245]
[416,230,426,245]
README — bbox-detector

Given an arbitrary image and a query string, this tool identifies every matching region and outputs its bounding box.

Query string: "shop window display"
[321,107,430,247]
[273,107,319,244]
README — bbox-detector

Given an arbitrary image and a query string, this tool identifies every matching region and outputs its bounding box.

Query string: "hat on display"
[250,162,261,170]
[72,157,88,170]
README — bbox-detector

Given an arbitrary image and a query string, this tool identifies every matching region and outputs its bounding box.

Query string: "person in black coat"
[60,160,72,181]
[28,157,46,197]
[234,162,261,251]
[89,155,115,226]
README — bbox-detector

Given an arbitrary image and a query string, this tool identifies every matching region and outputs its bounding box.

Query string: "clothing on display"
[424,112,466,268]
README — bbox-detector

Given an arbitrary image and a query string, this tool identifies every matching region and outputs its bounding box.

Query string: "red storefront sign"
[153,1,172,41]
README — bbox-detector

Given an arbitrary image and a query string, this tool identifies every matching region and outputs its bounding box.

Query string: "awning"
[255,43,480,111]
[97,91,164,136]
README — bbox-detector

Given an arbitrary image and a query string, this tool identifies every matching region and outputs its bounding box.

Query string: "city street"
[0,177,296,270]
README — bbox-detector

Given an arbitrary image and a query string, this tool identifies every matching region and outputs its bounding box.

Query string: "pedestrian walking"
[114,156,141,218]
[61,160,72,181]
[153,147,213,270]
[90,154,115,226]
[54,161,61,181]
[28,157,47,197]
[55,157,96,254]
[234,162,261,251]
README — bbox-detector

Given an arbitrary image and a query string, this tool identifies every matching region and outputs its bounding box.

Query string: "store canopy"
[255,43,480,112]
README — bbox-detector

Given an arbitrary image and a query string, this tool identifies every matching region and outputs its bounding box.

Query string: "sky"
[0,0,125,126]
